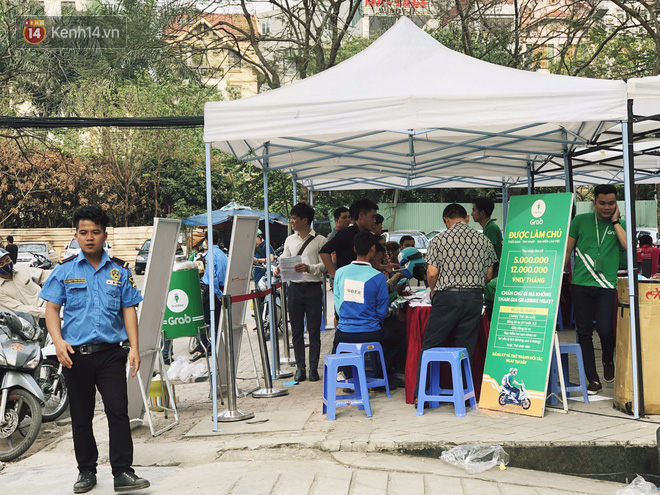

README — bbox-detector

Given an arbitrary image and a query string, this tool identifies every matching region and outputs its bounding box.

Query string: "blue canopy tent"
[182,207,288,227]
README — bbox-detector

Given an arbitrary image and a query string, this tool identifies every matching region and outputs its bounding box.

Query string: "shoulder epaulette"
[111,256,129,269]
[59,255,76,264]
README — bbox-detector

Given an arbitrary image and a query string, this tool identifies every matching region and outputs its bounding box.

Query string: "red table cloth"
[404,304,491,404]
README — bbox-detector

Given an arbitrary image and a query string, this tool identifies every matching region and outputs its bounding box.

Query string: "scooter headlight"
[25,357,40,369]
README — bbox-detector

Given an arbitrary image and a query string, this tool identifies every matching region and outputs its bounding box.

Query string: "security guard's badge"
[110,268,121,281]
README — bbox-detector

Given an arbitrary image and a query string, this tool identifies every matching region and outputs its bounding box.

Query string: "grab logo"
[531,200,546,218]
[167,289,189,313]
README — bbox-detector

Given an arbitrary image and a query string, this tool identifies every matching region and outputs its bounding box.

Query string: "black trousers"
[62,345,134,477]
[571,284,616,383]
[415,290,483,397]
[288,282,323,370]
[196,284,222,353]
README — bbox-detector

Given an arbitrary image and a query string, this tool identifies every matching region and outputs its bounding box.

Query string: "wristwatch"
[612,220,620,226]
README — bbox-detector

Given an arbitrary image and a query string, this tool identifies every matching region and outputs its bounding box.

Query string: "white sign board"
[127,218,180,421]
[216,215,259,385]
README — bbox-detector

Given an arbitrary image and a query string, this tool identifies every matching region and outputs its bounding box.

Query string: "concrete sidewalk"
[1,286,656,494]
[1,447,628,494]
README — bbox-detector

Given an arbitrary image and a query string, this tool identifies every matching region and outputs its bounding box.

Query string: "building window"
[228,50,242,69]
[227,86,242,100]
[260,20,271,35]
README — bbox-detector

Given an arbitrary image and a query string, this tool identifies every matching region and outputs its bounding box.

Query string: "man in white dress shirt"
[278,202,327,382]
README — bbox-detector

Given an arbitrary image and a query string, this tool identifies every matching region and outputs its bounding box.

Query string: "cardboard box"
[614,279,660,415]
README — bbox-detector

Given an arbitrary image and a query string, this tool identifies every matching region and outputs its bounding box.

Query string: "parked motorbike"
[38,334,69,422]
[498,382,531,410]
[29,252,53,270]
[255,262,283,341]
[0,311,45,461]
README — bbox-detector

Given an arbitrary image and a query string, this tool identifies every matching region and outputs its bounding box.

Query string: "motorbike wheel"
[0,388,43,462]
[498,393,507,406]
[522,398,531,410]
[38,359,69,422]
[262,302,282,342]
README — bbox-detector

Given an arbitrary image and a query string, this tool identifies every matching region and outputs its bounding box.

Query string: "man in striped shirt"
[565,184,626,395]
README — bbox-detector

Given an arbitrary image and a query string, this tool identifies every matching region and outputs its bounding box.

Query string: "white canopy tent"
[204,17,626,183]
[202,18,646,425]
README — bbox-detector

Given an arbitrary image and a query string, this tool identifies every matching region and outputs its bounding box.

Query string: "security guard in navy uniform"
[40,206,150,494]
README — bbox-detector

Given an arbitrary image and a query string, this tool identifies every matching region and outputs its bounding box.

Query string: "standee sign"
[480,193,574,417]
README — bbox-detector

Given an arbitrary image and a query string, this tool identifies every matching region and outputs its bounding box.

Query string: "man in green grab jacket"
[565,184,626,395]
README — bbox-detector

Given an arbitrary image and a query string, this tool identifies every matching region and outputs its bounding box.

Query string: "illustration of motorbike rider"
[502,368,523,401]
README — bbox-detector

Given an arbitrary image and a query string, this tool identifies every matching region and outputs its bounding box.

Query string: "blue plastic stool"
[322,353,372,420]
[416,347,476,417]
[547,342,589,405]
[336,342,391,398]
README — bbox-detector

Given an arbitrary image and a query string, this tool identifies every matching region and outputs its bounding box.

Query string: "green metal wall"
[376,201,657,232]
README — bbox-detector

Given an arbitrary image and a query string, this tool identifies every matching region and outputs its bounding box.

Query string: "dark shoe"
[294,369,306,382]
[189,351,205,363]
[114,471,150,492]
[587,381,602,395]
[603,362,615,383]
[388,376,405,390]
[73,471,97,493]
[309,369,320,382]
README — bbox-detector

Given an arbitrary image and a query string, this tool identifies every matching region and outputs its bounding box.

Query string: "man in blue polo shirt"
[40,206,149,494]
[190,230,228,362]
[333,231,401,384]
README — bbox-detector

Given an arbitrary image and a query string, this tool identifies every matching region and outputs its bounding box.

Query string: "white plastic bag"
[440,444,509,474]
[166,356,188,381]
[616,476,658,495]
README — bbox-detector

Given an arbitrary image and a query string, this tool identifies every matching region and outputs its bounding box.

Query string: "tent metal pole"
[205,143,219,432]
[622,102,644,419]
[391,189,400,231]
[292,174,298,204]
[526,162,532,195]
[562,130,574,193]
[309,187,314,228]
[262,144,278,381]
[502,183,509,230]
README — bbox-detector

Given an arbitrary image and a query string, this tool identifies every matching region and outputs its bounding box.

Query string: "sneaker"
[114,471,150,493]
[73,471,97,493]
[587,381,602,395]
[603,362,615,383]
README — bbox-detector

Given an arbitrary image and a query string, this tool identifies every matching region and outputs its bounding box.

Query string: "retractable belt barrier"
[252,292,288,398]
[216,295,254,422]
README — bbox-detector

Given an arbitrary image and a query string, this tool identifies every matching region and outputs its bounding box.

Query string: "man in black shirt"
[5,236,18,264]
[320,199,378,276]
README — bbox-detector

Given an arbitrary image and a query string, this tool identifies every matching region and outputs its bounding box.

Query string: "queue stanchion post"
[270,282,293,380]
[217,295,254,422]
[323,274,333,331]
[279,282,296,365]
[253,291,289,398]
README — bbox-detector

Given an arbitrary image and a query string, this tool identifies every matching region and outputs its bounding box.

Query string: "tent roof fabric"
[182,207,288,226]
[204,17,627,182]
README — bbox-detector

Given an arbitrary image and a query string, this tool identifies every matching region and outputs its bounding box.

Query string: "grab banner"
[480,193,574,417]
